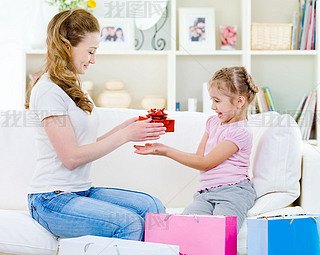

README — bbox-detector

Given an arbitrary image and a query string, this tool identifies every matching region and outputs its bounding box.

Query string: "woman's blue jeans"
[28,187,166,240]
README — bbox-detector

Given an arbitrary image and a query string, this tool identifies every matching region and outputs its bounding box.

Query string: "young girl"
[25,9,166,241]
[134,66,259,232]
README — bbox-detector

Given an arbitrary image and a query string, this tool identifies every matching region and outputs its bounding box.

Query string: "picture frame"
[179,8,216,51]
[98,18,135,51]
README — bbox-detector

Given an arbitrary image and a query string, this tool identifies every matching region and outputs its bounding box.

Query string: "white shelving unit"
[23,0,319,145]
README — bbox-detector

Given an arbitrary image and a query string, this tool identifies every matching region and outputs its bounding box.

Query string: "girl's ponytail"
[241,66,259,95]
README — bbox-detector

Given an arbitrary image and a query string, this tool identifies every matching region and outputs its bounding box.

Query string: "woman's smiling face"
[70,32,100,75]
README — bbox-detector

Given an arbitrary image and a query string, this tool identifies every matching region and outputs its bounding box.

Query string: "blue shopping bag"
[247,215,320,255]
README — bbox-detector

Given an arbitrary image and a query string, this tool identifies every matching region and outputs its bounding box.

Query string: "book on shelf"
[297,1,305,49]
[313,0,317,49]
[295,90,317,140]
[297,0,317,50]
[255,90,264,112]
[292,12,298,50]
[255,87,276,113]
[300,0,311,50]
[264,87,276,111]
[294,92,307,122]
[294,14,301,49]
[263,89,271,111]
[306,0,316,50]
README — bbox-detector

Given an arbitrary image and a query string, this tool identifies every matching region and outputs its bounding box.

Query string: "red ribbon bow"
[146,108,168,120]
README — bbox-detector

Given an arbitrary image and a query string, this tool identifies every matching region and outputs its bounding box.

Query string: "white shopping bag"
[57,235,179,255]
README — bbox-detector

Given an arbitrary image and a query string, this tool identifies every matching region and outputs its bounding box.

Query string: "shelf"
[96,50,170,56]
[26,49,171,56]
[251,50,318,56]
[175,50,243,56]
[27,49,245,56]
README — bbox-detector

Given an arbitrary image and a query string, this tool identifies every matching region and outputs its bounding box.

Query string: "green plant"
[47,0,96,12]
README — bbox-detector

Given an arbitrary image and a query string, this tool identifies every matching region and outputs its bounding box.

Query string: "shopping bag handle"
[290,216,317,224]
[164,214,199,223]
[82,243,121,255]
[114,244,120,255]
[260,214,285,220]
[84,242,95,252]
[259,214,317,224]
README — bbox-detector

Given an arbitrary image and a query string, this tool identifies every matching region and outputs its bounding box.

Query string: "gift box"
[139,108,175,132]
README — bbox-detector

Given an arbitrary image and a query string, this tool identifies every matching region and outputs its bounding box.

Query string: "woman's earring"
[65,43,71,50]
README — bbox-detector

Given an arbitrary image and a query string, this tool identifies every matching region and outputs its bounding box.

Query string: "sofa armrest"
[300,142,320,213]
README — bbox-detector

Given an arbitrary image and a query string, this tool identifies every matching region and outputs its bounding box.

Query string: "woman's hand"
[134,143,168,155]
[97,117,139,142]
[118,117,138,129]
[121,119,166,142]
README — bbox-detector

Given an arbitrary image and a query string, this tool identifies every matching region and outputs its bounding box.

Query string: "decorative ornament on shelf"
[141,96,166,110]
[134,0,169,50]
[219,25,237,50]
[97,80,132,108]
[46,0,97,11]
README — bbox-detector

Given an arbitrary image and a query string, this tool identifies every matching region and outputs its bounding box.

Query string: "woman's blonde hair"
[208,66,259,111]
[25,9,100,114]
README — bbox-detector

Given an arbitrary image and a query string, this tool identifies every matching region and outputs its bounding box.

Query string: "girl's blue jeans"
[28,187,166,240]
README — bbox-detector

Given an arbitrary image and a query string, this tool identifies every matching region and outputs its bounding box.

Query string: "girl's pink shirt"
[199,115,253,191]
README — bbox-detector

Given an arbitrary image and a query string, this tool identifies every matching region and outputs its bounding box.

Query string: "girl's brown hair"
[208,66,259,111]
[25,9,100,114]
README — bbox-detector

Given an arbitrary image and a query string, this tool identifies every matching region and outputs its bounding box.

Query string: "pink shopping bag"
[145,213,237,255]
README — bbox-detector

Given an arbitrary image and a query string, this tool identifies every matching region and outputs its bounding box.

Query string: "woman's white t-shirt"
[28,73,99,194]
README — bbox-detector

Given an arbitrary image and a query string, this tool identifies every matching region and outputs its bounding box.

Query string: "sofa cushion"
[247,112,302,216]
[0,210,57,255]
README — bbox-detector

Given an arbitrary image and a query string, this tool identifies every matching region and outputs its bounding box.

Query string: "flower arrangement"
[220,25,237,50]
[47,0,97,12]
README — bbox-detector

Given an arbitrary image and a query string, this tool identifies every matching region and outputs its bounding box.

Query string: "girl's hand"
[134,143,168,155]
[122,119,166,142]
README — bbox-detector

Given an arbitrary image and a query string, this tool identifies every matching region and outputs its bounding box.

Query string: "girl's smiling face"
[209,84,246,124]
[70,32,100,75]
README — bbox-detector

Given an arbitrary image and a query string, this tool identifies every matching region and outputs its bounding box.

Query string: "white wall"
[0,0,55,109]
[0,1,29,109]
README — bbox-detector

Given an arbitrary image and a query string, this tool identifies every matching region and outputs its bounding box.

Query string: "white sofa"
[1,108,320,255]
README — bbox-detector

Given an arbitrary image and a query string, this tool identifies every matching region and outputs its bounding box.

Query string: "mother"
[25,8,166,240]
